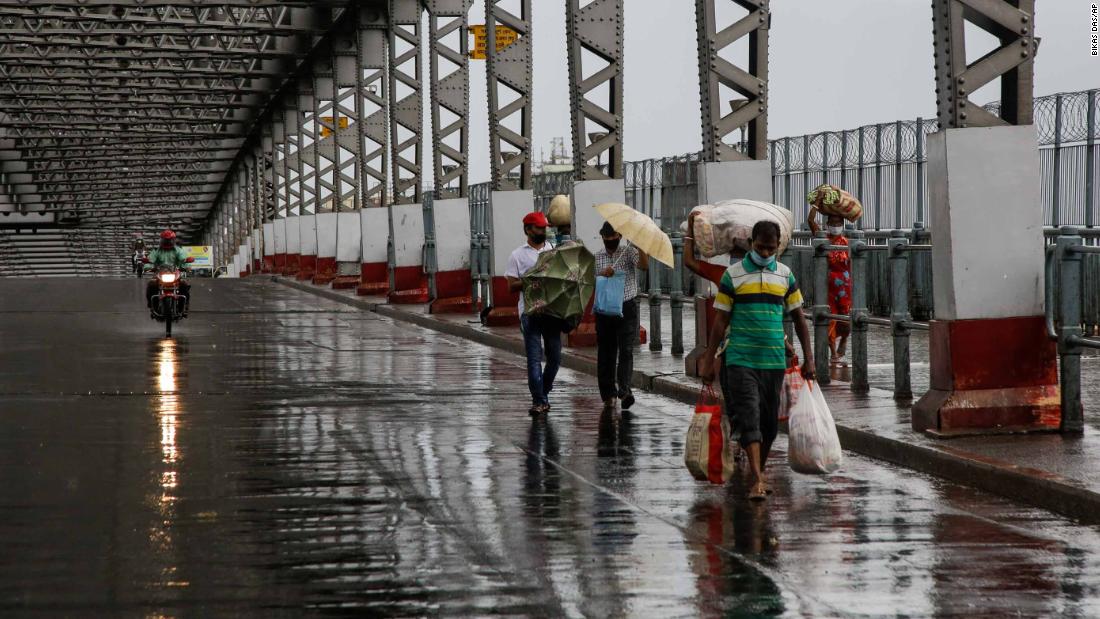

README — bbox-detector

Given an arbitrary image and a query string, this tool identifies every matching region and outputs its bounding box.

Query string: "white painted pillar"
[358,207,390,295]
[262,222,275,272]
[484,189,532,325]
[298,214,318,280]
[429,198,474,312]
[314,211,339,283]
[388,202,429,303]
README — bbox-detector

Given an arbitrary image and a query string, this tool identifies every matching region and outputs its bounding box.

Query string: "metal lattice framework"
[425,0,471,199]
[695,0,769,162]
[0,1,349,275]
[566,0,623,181]
[485,0,532,192]
[388,0,422,205]
[932,0,1036,129]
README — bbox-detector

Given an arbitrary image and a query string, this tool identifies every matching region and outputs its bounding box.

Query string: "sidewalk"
[272,275,1100,524]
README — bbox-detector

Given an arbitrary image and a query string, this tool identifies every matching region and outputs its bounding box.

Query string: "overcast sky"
[442,0,1100,184]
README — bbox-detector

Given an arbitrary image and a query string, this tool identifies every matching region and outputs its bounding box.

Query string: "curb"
[272,276,1100,524]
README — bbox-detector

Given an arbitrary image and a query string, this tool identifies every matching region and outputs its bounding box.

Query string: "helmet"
[160,230,176,241]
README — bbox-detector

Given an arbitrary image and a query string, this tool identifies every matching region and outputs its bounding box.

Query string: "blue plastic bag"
[594,271,626,317]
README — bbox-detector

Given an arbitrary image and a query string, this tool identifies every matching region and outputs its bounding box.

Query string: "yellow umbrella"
[594,202,674,267]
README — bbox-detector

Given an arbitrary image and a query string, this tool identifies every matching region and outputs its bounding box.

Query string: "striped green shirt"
[712,256,804,369]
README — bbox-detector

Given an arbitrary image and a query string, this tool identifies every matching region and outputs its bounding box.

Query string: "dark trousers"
[595,297,639,402]
[725,364,784,458]
[521,314,562,406]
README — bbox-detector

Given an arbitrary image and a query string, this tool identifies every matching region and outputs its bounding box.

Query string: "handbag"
[594,251,627,317]
[684,385,736,484]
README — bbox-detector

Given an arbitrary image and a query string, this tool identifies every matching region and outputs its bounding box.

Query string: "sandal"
[748,482,767,501]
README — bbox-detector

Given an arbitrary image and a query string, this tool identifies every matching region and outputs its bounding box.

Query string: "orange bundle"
[807,183,863,222]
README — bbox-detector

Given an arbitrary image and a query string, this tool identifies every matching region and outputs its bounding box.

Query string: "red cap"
[522,211,549,227]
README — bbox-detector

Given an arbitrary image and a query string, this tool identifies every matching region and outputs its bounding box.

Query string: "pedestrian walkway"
[279,276,1100,526]
[5,277,1100,615]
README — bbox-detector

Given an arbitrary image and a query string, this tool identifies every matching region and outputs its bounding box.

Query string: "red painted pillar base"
[311,257,337,285]
[429,269,476,314]
[357,262,389,296]
[685,296,716,377]
[566,300,647,348]
[297,255,317,281]
[283,254,300,276]
[485,277,520,326]
[913,316,1061,437]
[262,256,275,273]
[274,254,287,273]
[332,275,360,290]
[252,259,261,274]
[388,265,430,304]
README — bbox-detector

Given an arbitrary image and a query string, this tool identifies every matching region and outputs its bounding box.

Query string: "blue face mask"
[749,250,776,268]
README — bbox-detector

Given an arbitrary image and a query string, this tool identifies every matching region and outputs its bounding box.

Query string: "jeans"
[595,297,638,402]
[521,314,562,406]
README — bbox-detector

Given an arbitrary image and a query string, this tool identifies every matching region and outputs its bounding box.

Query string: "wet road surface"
[4,278,1100,617]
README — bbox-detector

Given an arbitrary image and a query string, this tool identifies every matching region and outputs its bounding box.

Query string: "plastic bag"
[778,355,804,423]
[594,271,626,317]
[787,381,843,474]
[679,200,794,258]
[684,386,736,484]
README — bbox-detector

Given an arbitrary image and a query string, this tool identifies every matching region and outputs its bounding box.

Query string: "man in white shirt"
[505,211,559,416]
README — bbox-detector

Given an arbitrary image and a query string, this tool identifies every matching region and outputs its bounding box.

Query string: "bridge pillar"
[425,0,475,314]
[566,0,640,347]
[297,214,318,281]
[482,0,533,326]
[684,0,773,376]
[913,0,1059,435]
[386,0,430,304]
[354,8,391,296]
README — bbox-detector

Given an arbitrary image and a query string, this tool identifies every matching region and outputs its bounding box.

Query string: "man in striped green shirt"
[701,220,815,501]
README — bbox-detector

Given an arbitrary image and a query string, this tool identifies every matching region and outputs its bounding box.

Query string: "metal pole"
[857,126,865,230]
[894,120,902,228]
[889,231,912,399]
[821,132,829,185]
[849,230,869,393]
[840,129,848,191]
[802,134,810,218]
[812,234,831,384]
[1052,93,1063,227]
[784,137,792,211]
[1056,226,1083,433]
[875,123,883,230]
[1086,91,1096,228]
[916,117,925,225]
[671,232,685,356]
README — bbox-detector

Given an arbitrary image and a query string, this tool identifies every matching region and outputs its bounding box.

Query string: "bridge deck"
[3,278,1100,616]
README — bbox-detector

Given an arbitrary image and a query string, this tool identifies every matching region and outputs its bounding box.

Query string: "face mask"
[827,225,844,236]
[530,233,547,244]
[604,239,620,252]
[749,250,776,268]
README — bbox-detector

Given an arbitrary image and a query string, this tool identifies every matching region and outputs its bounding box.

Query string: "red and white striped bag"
[684,386,736,484]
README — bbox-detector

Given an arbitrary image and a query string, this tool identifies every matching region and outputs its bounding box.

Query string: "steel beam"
[932,0,1035,128]
[486,0,532,191]
[695,0,769,161]
[566,0,624,180]
[388,0,423,204]
[425,0,471,199]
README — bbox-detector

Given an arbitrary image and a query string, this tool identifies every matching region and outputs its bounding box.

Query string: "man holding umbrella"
[595,221,648,411]
[506,211,559,416]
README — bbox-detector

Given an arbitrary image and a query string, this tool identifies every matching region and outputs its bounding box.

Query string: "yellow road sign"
[468,24,519,60]
[320,116,349,138]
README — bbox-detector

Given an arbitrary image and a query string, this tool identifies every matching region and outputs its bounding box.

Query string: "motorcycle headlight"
[158,273,178,284]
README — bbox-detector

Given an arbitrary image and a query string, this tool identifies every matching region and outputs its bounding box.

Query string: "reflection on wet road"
[3,278,1100,616]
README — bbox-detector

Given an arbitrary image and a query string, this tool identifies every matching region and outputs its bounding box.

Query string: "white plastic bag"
[787,381,843,474]
[679,200,794,258]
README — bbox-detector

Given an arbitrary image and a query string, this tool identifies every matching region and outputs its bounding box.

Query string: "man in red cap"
[505,211,560,415]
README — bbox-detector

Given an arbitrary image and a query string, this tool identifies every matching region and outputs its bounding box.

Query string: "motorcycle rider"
[145,230,192,315]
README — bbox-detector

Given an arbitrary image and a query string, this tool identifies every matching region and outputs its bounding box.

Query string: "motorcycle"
[147,261,192,337]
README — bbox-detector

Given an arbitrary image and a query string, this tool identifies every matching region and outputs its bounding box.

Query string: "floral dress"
[827,234,852,328]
